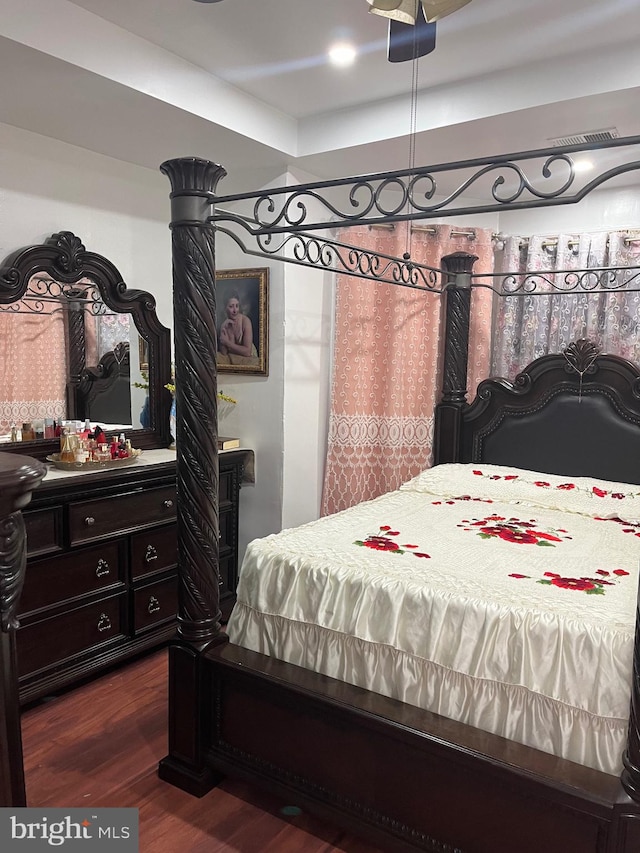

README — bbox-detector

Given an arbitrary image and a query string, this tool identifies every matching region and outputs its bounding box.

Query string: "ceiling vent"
[549,128,620,147]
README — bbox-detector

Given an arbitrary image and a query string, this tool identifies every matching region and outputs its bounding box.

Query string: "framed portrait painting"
[215,268,269,376]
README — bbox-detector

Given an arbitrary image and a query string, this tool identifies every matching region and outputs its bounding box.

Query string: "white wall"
[280,170,333,531]
[281,259,332,531]
[497,184,640,235]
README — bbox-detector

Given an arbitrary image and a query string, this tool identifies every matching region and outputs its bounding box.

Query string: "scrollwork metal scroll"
[211,137,640,235]
[213,216,442,292]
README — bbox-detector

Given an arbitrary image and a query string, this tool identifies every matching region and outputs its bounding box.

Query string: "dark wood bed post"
[0,452,45,806]
[64,295,86,419]
[157,158,229,796]
[433,251,477,464]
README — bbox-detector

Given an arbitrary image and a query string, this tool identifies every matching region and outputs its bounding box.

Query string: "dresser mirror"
[0,230,172,459]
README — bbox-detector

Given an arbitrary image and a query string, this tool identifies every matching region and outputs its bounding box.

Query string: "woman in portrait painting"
[218,291,258,358]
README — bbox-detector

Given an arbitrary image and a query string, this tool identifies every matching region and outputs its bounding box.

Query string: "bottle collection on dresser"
[57,420,135,464]
[10,419,137,464]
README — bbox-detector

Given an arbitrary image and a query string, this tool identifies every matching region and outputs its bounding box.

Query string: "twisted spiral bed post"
[0,452,46,806]
[158,157,229,795]
[433,251,478,465]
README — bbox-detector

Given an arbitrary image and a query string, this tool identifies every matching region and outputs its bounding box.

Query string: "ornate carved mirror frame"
[0,231,172,460]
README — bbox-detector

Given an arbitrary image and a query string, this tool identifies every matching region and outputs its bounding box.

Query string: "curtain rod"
[371,223,640,249]
[514,234,640,251]
[369,223,478,239]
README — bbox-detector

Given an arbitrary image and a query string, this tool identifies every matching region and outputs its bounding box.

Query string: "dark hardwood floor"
[20,648,384,852]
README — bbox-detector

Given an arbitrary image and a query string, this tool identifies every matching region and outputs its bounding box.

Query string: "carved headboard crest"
[562,339,601,378]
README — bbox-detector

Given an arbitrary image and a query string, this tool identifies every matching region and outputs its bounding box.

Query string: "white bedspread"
[227,463,640,775]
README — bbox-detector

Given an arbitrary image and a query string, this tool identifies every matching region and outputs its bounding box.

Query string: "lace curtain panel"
[0,304,130,435]
[0,307,67,433]
[491,232,640,379]
[321,224,494,516]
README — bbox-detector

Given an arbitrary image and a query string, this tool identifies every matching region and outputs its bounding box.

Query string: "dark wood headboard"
[72,341,132,426]
[453,340,640,484]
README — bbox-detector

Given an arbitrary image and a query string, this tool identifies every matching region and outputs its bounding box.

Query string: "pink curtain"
[321,223,494,516]
[0,305,66,434]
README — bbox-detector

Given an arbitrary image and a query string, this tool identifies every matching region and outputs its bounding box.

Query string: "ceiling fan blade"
[368,0,472,24]
[419,0,472,22]
[387,4,437,62]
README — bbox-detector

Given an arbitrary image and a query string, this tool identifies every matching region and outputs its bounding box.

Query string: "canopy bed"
[158,138,640,852]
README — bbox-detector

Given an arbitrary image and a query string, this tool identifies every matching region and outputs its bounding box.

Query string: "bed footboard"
[199,642,640,853]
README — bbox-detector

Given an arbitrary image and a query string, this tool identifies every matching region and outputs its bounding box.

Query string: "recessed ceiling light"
[573,158,594,173]
[328,42,357,68]
[192,1,225,4]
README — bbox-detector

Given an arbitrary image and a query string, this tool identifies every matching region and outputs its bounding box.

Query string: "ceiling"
[2,0,640,193]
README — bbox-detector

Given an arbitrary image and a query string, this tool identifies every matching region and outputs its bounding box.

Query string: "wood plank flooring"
[20,649,384,852]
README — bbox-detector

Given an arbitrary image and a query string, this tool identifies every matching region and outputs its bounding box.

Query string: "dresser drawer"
[17,592,126,678]
[219,469,236,507]
[133,576,178,633]
[25,507,63,557]
[19,542,122,615]
[69,485,177,545]
[219,509,233,552]
[130,524,177,580]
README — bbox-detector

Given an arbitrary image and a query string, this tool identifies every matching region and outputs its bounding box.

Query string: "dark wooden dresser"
[16,448,247,704]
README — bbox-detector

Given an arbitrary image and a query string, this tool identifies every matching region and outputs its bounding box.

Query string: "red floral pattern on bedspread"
[459,514,571,547]
[354,526,431,558]
[509,568,629,595]
[470,511,633,595]
[471,469,636,500]
[353,511,633,596]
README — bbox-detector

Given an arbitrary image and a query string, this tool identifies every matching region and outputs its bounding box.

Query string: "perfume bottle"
[74,440,89,464]
[96,443,111,462]
[117,433,128,458]
[59,430,76,463]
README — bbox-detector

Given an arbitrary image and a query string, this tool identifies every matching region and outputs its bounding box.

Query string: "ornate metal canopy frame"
[159,135,640,804]
[0,276,112,315]
[209,133,640,294]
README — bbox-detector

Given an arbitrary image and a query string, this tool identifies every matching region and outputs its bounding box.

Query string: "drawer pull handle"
[85,516,96,526]
[163,499,174,509]
[95,559,110,578]
[147,596,161,614]
[145,545,158,563]
[97,613,112,632]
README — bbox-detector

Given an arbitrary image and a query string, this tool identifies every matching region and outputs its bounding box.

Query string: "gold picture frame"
[138,336,149,372]
[215,268,269,376]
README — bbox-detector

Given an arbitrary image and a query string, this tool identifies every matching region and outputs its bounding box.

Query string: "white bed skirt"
[228,601,628,776]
